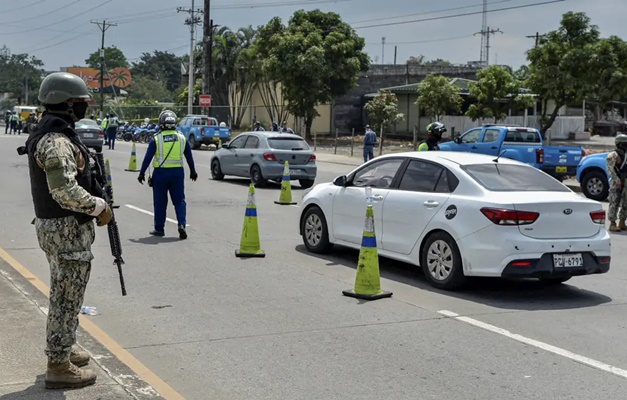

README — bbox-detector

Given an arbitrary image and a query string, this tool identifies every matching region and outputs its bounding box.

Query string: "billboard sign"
[64,67,133,91]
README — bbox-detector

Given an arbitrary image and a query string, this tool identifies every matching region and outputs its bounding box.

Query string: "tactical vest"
[25,114,94,220]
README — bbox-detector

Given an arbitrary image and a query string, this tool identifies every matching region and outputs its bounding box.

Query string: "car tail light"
[536,148,544,164]
[480,207,539,225]
[581,149,586,158]
[598,256,611,264]
[511,261,533,267]
[263,153,277,161]
[308,154,316,163]
[590,210,605,224]
[99,130,104,136]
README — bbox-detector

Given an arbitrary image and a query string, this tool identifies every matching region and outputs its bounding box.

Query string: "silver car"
[210,131,317,188]
[75,119,104,152]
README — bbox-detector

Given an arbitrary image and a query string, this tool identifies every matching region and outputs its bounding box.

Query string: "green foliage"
[364,89,404,132]
[176,83,202,105]
[526,11,601,134]
[417,74,463,119]
[591,35,627,106]
[0,45,45,104]
[127,75,171,102]
[85,45,129,69]
[257,9,369,137]
[131,50,184,92]
[466,65,519,122]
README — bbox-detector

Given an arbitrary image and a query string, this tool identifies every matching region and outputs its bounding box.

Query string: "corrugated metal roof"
[364,77,535,98]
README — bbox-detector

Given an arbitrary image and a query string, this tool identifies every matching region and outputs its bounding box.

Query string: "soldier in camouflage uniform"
[25,72,112,389]
[607,134,627,232]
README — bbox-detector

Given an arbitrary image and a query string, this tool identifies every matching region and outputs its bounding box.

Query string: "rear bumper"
[199,135,229,145]
[261,163,317,181]
[540,165,578,178]
[501,252,610,279]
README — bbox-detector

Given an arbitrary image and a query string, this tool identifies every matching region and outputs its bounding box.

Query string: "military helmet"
[616,134,627,146]
[158,110,177,130]
[38,72,91,105]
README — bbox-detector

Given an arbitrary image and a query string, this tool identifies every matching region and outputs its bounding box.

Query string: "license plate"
[82,133,94,138]
[555,166,567,173]
[290,169,299,175]
[553,253,583,268]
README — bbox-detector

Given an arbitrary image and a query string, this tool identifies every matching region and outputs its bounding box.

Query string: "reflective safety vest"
[153,130,185,168]
[101,118,108,129]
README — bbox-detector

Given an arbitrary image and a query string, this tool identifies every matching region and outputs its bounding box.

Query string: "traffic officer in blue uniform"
[137,110,198,239]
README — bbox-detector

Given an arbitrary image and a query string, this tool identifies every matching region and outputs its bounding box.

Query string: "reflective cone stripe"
[343,204,392,300]
[125,142,139,172]
[236,184,265,257]
[105,158,116,206]
[275,161,296,205]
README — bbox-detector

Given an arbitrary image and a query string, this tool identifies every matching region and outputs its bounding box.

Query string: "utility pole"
[474,27,502,67]
[381,37,386,64]
[178,1,203,116]
[526,32,543,47]
[202,0,211,115]
[90,20,116,119]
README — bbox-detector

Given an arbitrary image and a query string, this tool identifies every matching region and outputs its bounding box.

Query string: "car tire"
[299,179,315,189]
[420,231,467,290]
[581,170,609,201]
[211,159,224,180]
[539,277,572,285]
[250,164,267,187]
[95,147,102,153]
[189,134,200,150]
[301,206,333,254]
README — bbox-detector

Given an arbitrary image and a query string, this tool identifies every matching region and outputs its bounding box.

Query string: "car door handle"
[491,146,498,149]
[372,195,384,201]
[423,200,439,207]
[471,146,477,149]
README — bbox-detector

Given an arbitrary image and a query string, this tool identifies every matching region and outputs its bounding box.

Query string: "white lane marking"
[438,310,627,380]
[125,204,189,226]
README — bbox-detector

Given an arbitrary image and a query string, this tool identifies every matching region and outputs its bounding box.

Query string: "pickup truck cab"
[176,115,231,149]
[576,152,610,201]
[438,125,585,180]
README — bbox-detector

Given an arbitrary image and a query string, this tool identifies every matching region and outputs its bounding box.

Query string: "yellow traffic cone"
[124,142,139,172]
[342,204,392,300]
[104,159,119,209]
[274,161,297,205]
[235,183,265,258]
[218,138,222,149]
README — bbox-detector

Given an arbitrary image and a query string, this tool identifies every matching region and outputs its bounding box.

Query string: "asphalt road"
[1,135,627,399]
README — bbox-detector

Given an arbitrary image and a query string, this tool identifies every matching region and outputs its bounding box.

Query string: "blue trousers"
[363,145,374,162]
[106,127,117,149]
[152,167,186,232]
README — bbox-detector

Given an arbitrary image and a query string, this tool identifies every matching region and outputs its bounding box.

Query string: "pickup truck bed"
[176,115,231,149]
[439,125,584,180]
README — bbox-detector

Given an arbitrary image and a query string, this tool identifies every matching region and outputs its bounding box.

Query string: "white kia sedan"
[299,152,611,290]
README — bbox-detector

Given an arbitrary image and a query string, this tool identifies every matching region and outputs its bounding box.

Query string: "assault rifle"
[91,151,127,296]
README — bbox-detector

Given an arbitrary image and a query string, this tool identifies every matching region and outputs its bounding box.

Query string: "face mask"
[71,102,88,120]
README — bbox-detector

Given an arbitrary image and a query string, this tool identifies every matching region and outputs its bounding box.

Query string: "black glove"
[138,174,145,184]
[190,171,198,181]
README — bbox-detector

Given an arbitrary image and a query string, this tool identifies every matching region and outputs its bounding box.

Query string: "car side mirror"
[333,175,347,187]
[454,137,461,144]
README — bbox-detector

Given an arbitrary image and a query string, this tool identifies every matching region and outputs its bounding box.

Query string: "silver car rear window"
[268,138,310,150]
[461,163,570,192]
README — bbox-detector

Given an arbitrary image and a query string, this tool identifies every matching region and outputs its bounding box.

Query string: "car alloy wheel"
[304,213,323,247]
[426,240,454,281]
[586,177,603,196]
[300,206,332,254]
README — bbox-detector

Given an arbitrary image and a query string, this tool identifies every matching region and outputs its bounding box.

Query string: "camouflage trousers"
[35,216,95,364]
[608,181,627,222]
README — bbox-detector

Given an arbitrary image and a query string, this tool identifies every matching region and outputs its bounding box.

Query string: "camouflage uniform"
[33,133,102,364]
[606,150,627,225]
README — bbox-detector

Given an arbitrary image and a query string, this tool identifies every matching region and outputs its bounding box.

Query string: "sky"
[1,0,626,71]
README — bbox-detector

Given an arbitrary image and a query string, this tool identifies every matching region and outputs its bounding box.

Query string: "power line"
[366,34,476,45]
[90,19,117,118]
[475,27,502,66]
[352,0,566,29]
[24,32,98,53]
[349,0,514,25]
[0,0,82,25]
[178,1,204,114]
[2,0,47,14]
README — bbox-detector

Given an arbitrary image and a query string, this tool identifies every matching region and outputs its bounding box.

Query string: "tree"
[227,26,260,128]
[416,74,463,120]
[514,65,530,82]
[258,10,369,138]
[364,89,404,132]
[527,11,601,134]
[590,36,627,111]
[466,65,520,122]
[85,45,129,69]
[0,45,45,104]
[127,75,171,102]
[131,50,184,92]
[407,55,425,64]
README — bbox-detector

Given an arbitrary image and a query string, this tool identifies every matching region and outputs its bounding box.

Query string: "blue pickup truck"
[439,125,585,180]
[176,115,231,150]
[576,152,610,201]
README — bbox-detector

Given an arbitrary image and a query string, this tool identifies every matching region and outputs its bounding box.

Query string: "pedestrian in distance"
[254,121,265,131]
[607,134,627,232]
[101,113,109,146]
[16,113,23,134]
[107,113,118,150]
[4,110,11,134]
[363,125,377,163]
[10,111,17,134]
[137,110,198,239]
[418,121,446,151]
[24,72,113,390]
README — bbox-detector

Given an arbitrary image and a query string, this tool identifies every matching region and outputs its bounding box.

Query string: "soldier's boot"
[70,347,90,367]
[45,361,96,389]
[618,220,627,231]
[609,222,621,232]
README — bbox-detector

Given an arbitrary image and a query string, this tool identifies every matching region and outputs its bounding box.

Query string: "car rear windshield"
[461,163,570,192]
[268,137,310,150]
[504,129,541,143]
[76,120,98,128]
